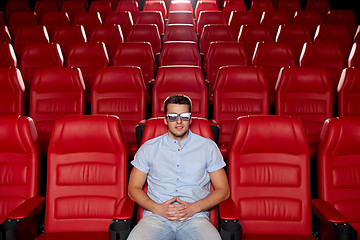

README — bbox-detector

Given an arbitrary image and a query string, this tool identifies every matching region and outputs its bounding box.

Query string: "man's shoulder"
[141,133,167,147]
[191,132,215,145]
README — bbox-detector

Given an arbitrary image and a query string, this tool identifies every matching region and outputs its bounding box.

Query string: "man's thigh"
[176,217,221,240]
[127,215,175,240]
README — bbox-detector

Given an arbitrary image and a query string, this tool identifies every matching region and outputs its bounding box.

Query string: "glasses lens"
[167,114,178,121]
[179,113,191,120]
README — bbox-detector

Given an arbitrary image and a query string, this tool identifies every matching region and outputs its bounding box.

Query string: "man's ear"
[164,116,168,126]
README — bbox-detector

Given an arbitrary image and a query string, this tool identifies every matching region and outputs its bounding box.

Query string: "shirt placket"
[174,140,182,195]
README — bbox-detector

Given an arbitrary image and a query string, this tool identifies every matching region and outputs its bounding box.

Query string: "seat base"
[242,234,317,240]
[36,232,108,240]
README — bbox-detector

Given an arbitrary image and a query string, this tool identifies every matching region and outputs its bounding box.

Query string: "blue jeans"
[127,215,221,240]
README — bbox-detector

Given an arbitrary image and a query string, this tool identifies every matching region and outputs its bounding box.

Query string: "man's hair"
[164,94,192,115]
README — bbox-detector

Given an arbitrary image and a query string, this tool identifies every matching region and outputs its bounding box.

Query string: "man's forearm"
[128,187,159,213]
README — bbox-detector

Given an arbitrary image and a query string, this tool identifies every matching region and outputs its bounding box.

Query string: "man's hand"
[153,197,188,222]
[175,197,199,221]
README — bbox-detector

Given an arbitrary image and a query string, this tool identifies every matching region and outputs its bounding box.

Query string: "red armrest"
[311,199,348,223]
[113,196,135,220]
[219,198,239,220]
[7,196,44,220]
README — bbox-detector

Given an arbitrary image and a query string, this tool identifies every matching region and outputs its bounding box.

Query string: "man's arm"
[176,168,230,220]
[128,167,187,221]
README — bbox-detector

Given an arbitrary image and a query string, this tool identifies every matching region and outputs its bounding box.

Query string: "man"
[127,94,229,240]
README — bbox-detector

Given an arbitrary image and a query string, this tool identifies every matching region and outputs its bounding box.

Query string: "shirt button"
[177,164,179,167]
[177,178,179,180]
[176,190,178,192]
[178,149,180,151]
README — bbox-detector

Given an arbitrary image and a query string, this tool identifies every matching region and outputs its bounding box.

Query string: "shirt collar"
[166,130,193,148]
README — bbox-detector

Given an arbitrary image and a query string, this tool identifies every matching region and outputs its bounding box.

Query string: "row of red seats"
[1,114,359,239]
[1,64,360,161]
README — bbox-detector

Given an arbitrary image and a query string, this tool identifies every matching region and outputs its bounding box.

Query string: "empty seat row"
[1,113,359,239]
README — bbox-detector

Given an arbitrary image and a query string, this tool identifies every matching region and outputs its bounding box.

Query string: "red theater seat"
[20,43,64,97]
[88,24,124,61]
[199,24,236,59]
[168,0,193,13]
[0,25,11,44]
[195,1,219,21]
[252,41,296,107]
[237,23,273,64]
[34,115,133,240]
[40,11,71,37]
[152,66,207,118]
[275,24,312,62]
[293,10,323,39]
[0,43,17,68]
[166,11,194,26]
[163,24,197,42]
[0,68,25,115]
[91,66,147,159]
[205,41,248,104]
[304,0,329,22]
[311,117,360,240]
[259,11,289,39]
[0,115,43,239]
[220,115,316,240]
[250,0,274,22]
[4,0,31,22]
[65,42,109,104]
[337,68,360,117]
[276,0,302,23]
[299,42,346,104]
[325,10,356,37]
[197,10,226,35]
[72,11,103,37]
[275,66,333,160]
[12,25,50,60]
[34,0,59,21]
[50,24,87,58]
[143,1,167,20]
[160,41,201,67]
[60,0,85,22]
[126,24,162,55]
[116,0,139,22]
[213,66,268,159]
[7,11,38,36]
[228,11,258,38]
[222,0,246,24]
[135,11,165,35]
[89,0,112,22]
[104,11,133,38]
[112,42,155,88]
[29,67,85,157]
[313,24,353,61]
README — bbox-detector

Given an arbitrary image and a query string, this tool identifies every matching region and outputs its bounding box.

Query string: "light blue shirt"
[131,130,226,220]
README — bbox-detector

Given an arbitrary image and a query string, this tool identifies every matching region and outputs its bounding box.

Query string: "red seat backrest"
[0,68,25,115]
[348,42,360,68]
[299,42,346,103]
[276,0,302,23]
[152,66,208,118]
[20,43,64,95]
[168,1,193,13]
[91,66,147,158]
[325,10,356,37]
[252,41,296,106]
[72,11,103,36]
[160,41,201,67]
[222,0,246,24]
[199,24,236,57]
[205,41,248,103]
[29,67,85,156]
[259,10,289,39]
[0,43,17,68]
[275,24,312,61]
[112,42,155,84]
[44,115,128,232]
[293,10,323,38]
[275,66,332,160]
[0,115,40,223]
[65,42,109,103]
[136,11,165,35]
[197,10,226,35]
[228,11,258,38]
[228,115,312,236]
[166,10,194,26]
[163,24,197,42]
[195,1,219,21]
[337,68,360,117]
[104,11,134,38]
[213,66,268,158]
[250,0,274,22]
[116,0,139,22]
[143,1,167,20]
[0,25,12,44]
[89,0,112,21]
[40,11,70,37]
[126,24,162,55]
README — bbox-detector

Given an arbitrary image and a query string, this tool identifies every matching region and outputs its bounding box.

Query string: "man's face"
[164,103,192,142]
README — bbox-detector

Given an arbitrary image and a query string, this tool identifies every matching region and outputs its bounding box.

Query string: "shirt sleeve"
[207,140,226,172]
[131,144,150,174]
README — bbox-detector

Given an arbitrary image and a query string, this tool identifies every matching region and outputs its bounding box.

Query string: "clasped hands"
[156,196,197,222]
